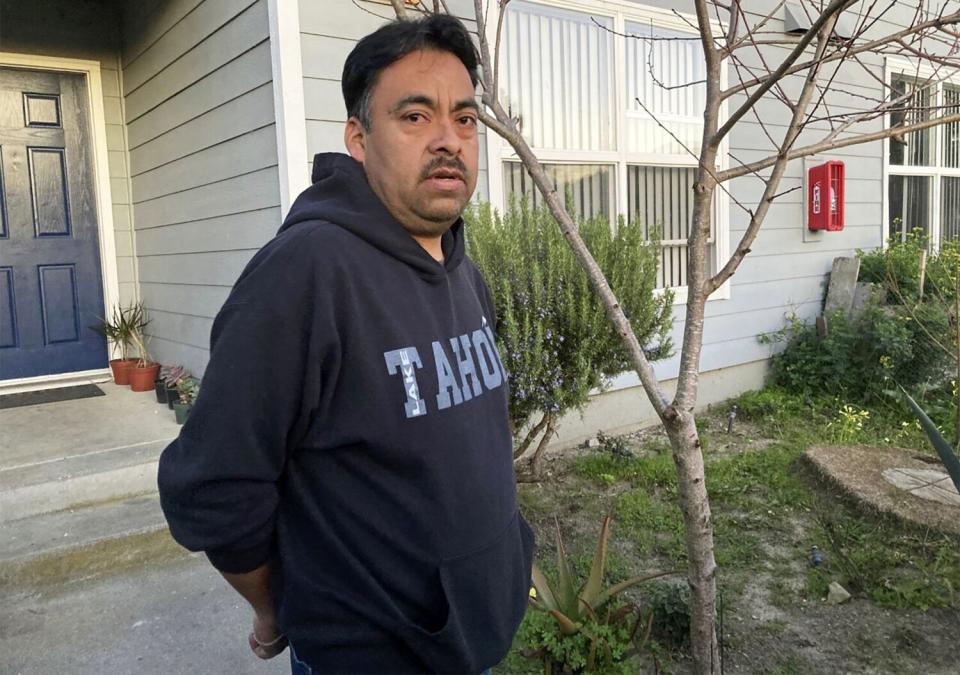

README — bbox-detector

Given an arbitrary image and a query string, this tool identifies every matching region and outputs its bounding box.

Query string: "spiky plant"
[528,513,670,672]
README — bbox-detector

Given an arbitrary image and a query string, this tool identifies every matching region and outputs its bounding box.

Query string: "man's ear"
[344,117,366,163]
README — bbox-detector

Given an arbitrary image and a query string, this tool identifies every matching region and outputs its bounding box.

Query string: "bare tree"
[384,0,960,671]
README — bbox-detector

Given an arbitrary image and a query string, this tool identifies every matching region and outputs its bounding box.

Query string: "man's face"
[344,49,479,239]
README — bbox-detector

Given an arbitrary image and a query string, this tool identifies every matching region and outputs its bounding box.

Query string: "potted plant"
[158,364,186,406]
[90,304,138,385]
[172,377,199,425]
[126,304,161,392]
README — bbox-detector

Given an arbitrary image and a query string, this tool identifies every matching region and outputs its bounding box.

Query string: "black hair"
[341,14,480,130]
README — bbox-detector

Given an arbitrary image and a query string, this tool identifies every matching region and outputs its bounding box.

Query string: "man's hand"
[218,563,288,659]
[248,612,288,659]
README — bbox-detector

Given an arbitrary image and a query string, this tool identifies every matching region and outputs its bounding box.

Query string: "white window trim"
[483,0,731,305]
[884,55,960,250]
[267,0,310,217]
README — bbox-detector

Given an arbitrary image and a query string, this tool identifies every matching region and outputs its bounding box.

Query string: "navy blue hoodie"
[157,153,535,674]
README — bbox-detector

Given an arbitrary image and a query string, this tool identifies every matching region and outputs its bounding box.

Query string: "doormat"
[0,384,105,410]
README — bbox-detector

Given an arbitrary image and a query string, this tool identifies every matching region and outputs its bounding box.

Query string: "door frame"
[0,52,120,391]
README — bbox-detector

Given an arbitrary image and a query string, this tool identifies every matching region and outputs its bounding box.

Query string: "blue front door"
[0,66,108,380]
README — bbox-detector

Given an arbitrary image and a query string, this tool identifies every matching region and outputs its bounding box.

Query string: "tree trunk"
[514,411,550,460]
[665,413,719,672]
[528,413,556,473]
[515,413,556,482]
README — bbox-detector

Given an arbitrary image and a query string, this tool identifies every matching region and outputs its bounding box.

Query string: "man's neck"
[411,233,444,262]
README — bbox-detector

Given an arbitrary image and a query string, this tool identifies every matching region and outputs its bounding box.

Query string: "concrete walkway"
[0,381,178,470]
[0,553,288,675]
[1,380,185,595]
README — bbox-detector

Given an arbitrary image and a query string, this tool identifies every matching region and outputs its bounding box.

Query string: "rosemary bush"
[466,200,673,466]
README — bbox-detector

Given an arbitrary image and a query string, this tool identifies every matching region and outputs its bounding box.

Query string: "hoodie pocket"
[396,511,535,674]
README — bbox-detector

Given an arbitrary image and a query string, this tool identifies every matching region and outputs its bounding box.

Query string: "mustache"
[419,157,468,181]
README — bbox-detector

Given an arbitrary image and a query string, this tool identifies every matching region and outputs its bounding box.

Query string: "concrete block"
[824,256,861,314]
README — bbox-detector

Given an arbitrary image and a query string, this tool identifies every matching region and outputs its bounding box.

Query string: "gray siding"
[602,0,893,391]
[700,3,888,378]
[0,0,138,310]
[441,0,944,408]
[299,0,489,201]
[121,0,281,377]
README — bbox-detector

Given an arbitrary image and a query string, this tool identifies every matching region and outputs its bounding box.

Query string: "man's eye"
[459,116,477,127]
[405,113,426,123]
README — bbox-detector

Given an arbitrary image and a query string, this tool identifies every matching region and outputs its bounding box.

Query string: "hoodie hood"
[279,152,465,283]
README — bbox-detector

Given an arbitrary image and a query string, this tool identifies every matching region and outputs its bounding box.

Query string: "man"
[157,13,535,675]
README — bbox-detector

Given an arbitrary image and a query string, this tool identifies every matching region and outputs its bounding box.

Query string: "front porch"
[0,381,182,589]
[0,0,282,389]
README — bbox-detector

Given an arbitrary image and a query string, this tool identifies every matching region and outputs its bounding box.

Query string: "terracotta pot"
[129,362,161,392]
[110,358,138,385]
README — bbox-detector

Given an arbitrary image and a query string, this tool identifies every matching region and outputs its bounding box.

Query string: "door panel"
[0,67,107,380]
[30,148,71,237]
[0,267,15,348]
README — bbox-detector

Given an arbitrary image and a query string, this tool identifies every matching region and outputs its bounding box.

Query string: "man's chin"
[415,199,468,225]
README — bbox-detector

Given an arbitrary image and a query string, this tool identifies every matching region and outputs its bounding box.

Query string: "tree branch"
[706,11,838,294]
[388,0,408,19]
[717,111,960,183]
[472,0,672,419]
[713,0,857,145]
[722,10,960,100]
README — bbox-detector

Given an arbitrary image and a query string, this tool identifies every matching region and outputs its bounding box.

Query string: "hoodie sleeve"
[157,229,327,573]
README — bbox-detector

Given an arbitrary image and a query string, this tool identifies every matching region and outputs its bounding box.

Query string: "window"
[887,68,960,246]
[489,0,726,296]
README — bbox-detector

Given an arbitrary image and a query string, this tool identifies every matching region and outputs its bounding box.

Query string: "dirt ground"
[509,415,960,675]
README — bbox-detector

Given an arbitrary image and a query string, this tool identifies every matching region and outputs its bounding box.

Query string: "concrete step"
[0,493,186,591]
[0,439,170,522]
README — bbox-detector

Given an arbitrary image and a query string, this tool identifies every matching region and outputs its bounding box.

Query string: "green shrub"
[769,232,960,407]
[516,609,641,674]
[597,431,633,458]
[766,305,947,403]
[642,581,691,649]
[858,230,960,305]
[465,201,673,453]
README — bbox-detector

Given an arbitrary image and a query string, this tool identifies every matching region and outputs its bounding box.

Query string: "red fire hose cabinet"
[807,160,845,231]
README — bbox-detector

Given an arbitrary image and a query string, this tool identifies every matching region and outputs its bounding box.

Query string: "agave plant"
[528,513,671,672]
[902,387,960,493]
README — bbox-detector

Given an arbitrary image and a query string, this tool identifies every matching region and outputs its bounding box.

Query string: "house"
[1,0,956,444]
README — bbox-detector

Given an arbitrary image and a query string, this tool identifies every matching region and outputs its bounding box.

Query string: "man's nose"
[428,116,462,156]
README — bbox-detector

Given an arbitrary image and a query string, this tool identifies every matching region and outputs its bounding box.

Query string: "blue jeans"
[289,645,312,674]
[289,645,492,675]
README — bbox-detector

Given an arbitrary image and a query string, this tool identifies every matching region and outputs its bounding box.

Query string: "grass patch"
[512,385,960,673]
[573,450,675,488]
[758,617,789,635]
[564,387,960,613]
[806,501,960,609]
[615,488,685,562]
[759,655,811,675]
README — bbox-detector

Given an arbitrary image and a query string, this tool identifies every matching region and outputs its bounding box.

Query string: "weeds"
[512,386,960,673]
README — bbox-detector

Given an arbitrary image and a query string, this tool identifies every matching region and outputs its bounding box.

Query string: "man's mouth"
[425,169,465,191]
